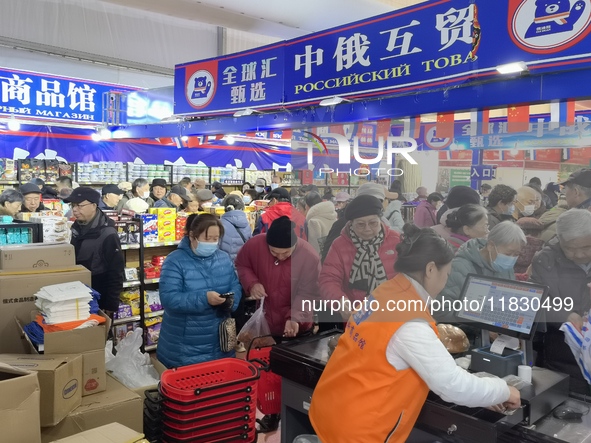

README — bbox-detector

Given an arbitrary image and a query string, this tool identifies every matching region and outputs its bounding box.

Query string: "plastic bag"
[105,328,160,389]
[437,324,470,354]
[237,297,273,349]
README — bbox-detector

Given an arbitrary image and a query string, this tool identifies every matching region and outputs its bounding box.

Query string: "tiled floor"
[256,410,281,443]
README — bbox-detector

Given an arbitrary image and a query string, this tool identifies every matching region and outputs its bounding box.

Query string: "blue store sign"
[0,68,137,124]
[175,0,591,116]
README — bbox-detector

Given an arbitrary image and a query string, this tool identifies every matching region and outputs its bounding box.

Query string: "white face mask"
[243,196,252,204]
[518,201,535,216]
[271,183,279,190]
[255,186,264,193]
[142,191,150,199]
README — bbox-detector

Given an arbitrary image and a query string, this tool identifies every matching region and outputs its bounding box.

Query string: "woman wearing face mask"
[157,214,242,369]
[254,178,267,199]
[116,178,154,213]
[487,184,517,229]
[434,221,526,323]
[413,192,444,228]
[445,204,489,252]
[243,189,257,206]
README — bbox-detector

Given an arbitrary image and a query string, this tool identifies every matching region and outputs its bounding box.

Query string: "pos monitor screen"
[455,274,549,341]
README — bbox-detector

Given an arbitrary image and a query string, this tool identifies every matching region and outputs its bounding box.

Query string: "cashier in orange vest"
[309,224,521,443]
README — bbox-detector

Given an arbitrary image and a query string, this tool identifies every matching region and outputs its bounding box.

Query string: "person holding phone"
[157,214,242,369]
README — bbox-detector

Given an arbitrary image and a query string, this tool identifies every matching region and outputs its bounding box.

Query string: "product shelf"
[122,280,141,288]
[113,315,141,326]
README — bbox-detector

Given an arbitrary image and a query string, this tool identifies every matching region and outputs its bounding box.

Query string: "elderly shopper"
[434,221,526,323]
[320,195,401,316]
[153,185,192,209]
[486,184,518,229]
[433,186,482,240]
[561,169,591,210]
[445,204,489,252]
[117,178,154,212]
[0,189,23,218]
[531,209,591,394]
[157,214,242,368]
[305,191,337,256]
[253,187,306,239]
[220,195,252,261]
[413,192,444,228]
[19,183,46,213]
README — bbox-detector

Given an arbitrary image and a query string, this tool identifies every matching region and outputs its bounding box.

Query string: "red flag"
[507,105,530,133]
[435,112,455,139]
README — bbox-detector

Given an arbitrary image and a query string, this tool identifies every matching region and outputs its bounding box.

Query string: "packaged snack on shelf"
[145,290,162,311]
[157,219,175,230]
[58,163,72,177]
[126,222,140,244]
[145,321,162,346]
[19,159,33,181]
[30,215,70,243]
[1,159,16,180]
[114,321,140,344]
[30,159,46,180]
[144,263,160,279]
[158,228,175,242]
[115,222,128,244]
[149,207,176,220]
[120,288,140,305]
[45,160,59,182]
[124,268,139,281]
[115,304,133,320]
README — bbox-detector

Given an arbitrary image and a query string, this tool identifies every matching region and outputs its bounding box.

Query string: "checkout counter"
[269,276,591,443]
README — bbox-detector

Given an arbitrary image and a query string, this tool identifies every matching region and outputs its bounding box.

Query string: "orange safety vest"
[309,274,437,443]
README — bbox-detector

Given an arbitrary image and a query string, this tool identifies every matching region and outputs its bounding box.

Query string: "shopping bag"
[237,297,274,349]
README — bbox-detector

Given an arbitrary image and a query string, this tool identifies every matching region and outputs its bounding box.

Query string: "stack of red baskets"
[158,358,261,443]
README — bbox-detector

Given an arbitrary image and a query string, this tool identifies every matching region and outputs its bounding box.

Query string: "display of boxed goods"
[172,164,209,184]
[114,304,133,321]
[45,160,60,183]
[175,214,188,240]
[0,226,32,245]
[40,375,143,443]
[0,243,75,273]
[0,362,41,443]
[128,164,169,182]
[124,267,139,282]
[211,166,243,185]
[30,216,70,243]
[49,423,145,443]
[158,226,175,242]
[144,262,161,280]
[77,162,126,184]
[149,207,176,220]
[245,169,272,186]
[140,214,158,242]
[0,353,83,427]
[0,158,17,181]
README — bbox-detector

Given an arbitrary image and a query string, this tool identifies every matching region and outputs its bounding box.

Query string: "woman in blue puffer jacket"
[220,194,252,261]
[157,214,242,368]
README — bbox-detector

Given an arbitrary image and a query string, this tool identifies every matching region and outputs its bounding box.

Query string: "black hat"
[64,187,100,205]
[31,178,45,187]
[345,195,383,221]
[212,181,222,190]
[445,186,481,209]
[19,183,42,196]
[102,184,125,196]
[151,178,167,188]
[266,216,297,248]
[268,187,290,201]
[170,185,192,202]
[560,168,591,188]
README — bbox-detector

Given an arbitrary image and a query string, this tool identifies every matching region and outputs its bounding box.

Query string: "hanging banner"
[0,68,137,125]
[174,44,284,116]
[176,0,591,115]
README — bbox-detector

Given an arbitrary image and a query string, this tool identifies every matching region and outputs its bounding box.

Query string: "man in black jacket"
[65,187,124,317]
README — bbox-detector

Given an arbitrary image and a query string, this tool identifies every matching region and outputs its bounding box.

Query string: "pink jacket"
[235,234,320,336]
[413,200,438,228]
[320,222,400,303]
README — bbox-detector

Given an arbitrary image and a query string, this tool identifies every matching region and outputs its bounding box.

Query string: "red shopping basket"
[160,358,260,403]
[247,336,282,415]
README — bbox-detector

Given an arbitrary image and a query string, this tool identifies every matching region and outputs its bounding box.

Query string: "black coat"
[71,210,125,312]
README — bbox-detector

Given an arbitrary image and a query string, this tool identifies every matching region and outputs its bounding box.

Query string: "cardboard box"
[0,243,75,272]
[149,207,176,220]
[0,266,92,354]
[41,375,143,443]
[0,362,41,443]
[0,354,83,427]
[19,315,109,397]
[49,423,144,443]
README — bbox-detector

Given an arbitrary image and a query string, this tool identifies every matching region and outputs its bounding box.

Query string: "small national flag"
[436,112,455,139]
[470,109,490,136]
[550,99,576,129]
[403,116,421,138]
[507,105,530,133]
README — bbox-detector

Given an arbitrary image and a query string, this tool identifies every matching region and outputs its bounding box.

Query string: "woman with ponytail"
[445,204,489,252]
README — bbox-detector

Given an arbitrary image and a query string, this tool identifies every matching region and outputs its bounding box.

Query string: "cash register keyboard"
[478,310,523,329]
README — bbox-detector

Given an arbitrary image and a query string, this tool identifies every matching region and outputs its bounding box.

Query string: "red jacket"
[235,234,320,336]
[320,222,401,303]
[254,202,307,240]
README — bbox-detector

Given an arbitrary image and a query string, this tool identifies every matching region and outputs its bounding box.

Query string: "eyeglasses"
[352,220,380,230]
[71,202,95,209]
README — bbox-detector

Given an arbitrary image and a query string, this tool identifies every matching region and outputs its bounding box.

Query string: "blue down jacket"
[220,210,252,262]
[157,237,242,368]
